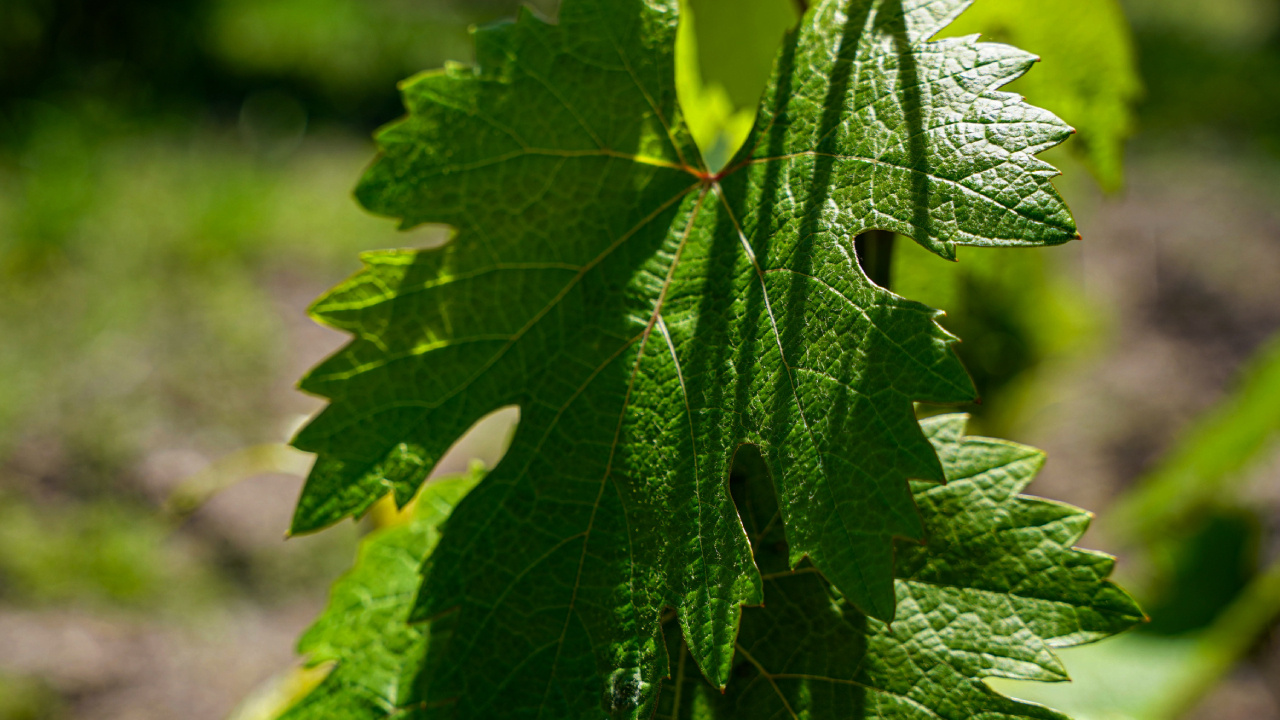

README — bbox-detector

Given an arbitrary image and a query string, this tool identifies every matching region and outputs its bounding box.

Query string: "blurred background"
[0,0,1278,718]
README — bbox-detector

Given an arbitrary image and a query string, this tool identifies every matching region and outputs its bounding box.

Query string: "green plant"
[940,0,1140,190]
[971,330,1280,720]
[272,0,1144,717]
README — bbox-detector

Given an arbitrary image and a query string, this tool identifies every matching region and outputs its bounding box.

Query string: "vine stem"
[854,230,895,290]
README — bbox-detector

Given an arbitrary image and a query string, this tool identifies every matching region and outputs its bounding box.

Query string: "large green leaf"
[290,0,1077,715]
[281,416,1142,719]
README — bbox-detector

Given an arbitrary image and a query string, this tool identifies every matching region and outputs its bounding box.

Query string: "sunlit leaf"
[291,0,1080,714]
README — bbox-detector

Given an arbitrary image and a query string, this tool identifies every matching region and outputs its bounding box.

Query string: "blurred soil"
[1023,141,1280,718]
[1026,142,1280,514]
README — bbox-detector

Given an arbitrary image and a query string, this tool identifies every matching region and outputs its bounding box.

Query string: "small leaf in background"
[675,0,799,173]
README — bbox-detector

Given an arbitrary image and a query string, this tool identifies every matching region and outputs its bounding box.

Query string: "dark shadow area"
[855,229,896,290]
[882,0,931,248]
[0,0,542,136]
[729,442,785,563]
[721,442,870,717]
[1143,509,1262,636]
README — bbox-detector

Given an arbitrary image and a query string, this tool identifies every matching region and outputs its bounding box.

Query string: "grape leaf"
[281,416,1142,719]
[280,472,481,720]
[290,0,1077,715]
[940,0,1141,190]
[657,413,1145,719]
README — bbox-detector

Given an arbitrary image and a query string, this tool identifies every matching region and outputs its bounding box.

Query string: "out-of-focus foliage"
[0,494,214,607]
[1140,510,1259,635]
[0,674,65,720]
[0,111,399,613]
[1146,560,1280,719]
[1102,331,1280,635]
[0,112,408,478]
[1112,328,1280,546]
[206,0,475,105]
[1125,0,1280,151]
[0,0,538,128]
[1126,0,1278,48]
[942,0,1141,190]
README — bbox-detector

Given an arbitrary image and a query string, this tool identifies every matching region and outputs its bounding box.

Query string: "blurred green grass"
[0,2,524,667]
[0,118,402,614]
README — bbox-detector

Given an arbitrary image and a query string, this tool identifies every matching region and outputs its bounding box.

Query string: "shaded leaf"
[283,417,1143,719]
[280,472,481,720]
[656,414,1145,719]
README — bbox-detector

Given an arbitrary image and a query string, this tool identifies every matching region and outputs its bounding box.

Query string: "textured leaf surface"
[941,0,1141,190]
[281,473,480,720]
[290,0,1077,715]
[655,414,1144,719]
[282,416,1142,719]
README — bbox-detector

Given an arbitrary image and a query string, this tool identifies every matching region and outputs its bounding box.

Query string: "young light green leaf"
[940,0,1141,190]
[656,414,1145,720]
[675,0,800,173]
[290,0,1076,715]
